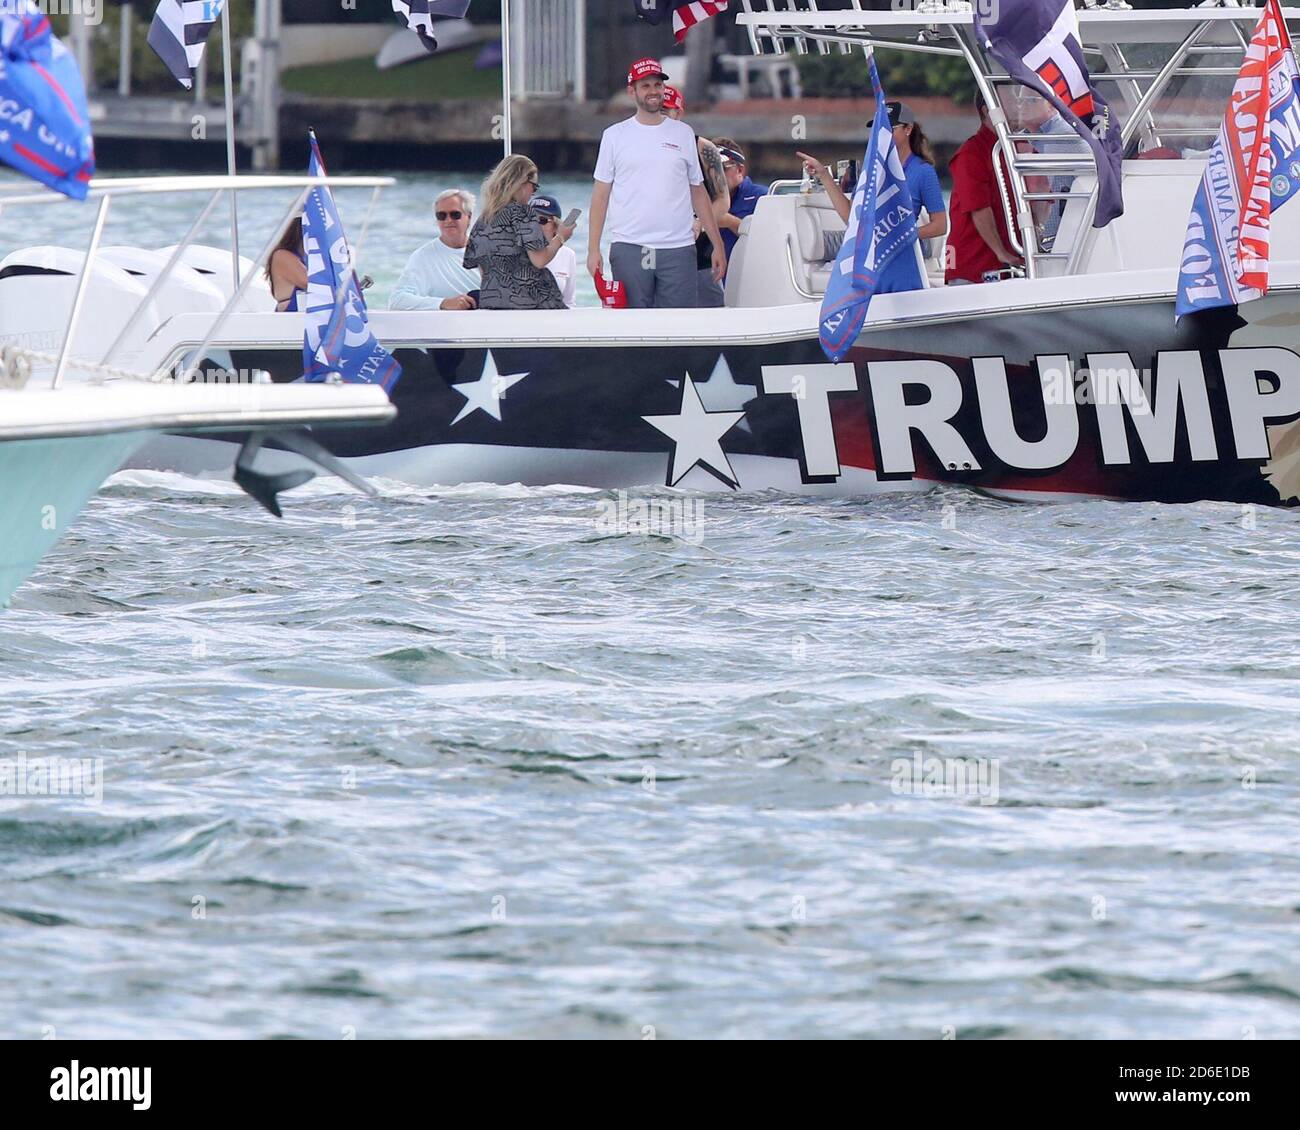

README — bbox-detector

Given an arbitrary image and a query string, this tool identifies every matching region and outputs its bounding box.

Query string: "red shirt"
[945,124,1014,284]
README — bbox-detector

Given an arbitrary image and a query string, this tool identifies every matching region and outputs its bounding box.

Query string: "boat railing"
[0,174,394,390]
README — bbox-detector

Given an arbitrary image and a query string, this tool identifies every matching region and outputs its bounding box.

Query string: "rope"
[0,345,173,388]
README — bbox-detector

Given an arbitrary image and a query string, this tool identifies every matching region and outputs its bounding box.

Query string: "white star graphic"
[450,350,528,425]
[667,353,758,434]
[643,373,746,488]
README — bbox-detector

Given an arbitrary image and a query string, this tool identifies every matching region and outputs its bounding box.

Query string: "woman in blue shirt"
[798,101,948,252]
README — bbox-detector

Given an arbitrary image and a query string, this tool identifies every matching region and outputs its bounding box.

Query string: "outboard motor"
[156,245,276,312]
[0,246,159,384]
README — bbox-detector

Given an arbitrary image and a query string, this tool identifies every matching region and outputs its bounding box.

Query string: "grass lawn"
[281,48,503,101]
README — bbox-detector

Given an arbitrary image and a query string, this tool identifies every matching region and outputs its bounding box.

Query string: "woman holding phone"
[464,155,575,312]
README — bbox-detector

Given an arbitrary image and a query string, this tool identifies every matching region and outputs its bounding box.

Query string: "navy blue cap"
[529,192,562,219]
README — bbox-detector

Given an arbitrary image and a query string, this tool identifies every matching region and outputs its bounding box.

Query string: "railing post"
[54,196,112,390]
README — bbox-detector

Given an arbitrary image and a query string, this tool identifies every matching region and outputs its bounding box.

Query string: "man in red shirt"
[945,95,1023,284]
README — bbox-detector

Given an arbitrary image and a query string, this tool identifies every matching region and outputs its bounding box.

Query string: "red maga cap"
[594,269,628,309]
[627,57,669,86]
[662,85,685,112]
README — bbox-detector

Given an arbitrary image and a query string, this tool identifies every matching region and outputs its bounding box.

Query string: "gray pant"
[609,242,698,309]
[697,268,725,308]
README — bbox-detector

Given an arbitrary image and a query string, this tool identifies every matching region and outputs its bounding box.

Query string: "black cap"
[885,101,916,128]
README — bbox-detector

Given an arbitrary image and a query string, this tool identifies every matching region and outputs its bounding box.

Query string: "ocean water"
[3,173,1300,1040]
[3,477,1300,1039]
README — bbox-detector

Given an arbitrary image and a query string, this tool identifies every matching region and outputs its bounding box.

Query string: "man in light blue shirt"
[389,188,482,311]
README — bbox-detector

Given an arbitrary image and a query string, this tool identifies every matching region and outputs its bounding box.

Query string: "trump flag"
[1176,0,1300,317]
[0,4,95,199]
[301,132,402,393]
[819,57,924,364]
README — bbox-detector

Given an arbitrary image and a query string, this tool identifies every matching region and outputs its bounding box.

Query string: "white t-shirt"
[547,244,578,308]
[388,237,481,310]
[594,115,703,250]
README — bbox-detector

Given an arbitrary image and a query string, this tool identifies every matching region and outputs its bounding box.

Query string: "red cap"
[662,85,685,112]
[594,269,628,309]
[627,57,669,86]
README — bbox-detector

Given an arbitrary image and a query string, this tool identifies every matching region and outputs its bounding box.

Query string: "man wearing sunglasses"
[390,188,482,311]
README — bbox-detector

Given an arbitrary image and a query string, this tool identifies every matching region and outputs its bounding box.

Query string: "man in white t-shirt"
[587,58,727,309]
[530,193,578,307]
[389,188,481,311]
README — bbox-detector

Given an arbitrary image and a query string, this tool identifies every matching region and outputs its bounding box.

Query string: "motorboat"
[6,4,1300,506]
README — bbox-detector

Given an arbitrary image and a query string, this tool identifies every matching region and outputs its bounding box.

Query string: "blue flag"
[819,57,924,364]
[0,5,95,199]
[975,0,1124,228]
[301,132,401,393]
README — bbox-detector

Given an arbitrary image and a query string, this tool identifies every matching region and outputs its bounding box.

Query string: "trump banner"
[301,132,402,393]
[1176,0,1300,317]
[0,3,95,199]
[819,57,924,364]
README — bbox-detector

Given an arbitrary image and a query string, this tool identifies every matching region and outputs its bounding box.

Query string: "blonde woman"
[463,155,574,311]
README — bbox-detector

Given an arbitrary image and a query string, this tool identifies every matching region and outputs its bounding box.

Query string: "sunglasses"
[526,179,540,189]
[436,210,464,220]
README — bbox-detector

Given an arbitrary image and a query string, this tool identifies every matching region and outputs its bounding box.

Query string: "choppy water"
[3,172,1300,1039]
[2,475,1299,1039]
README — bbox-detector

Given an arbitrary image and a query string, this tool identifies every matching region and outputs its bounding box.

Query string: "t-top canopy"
[736,2,1300,52]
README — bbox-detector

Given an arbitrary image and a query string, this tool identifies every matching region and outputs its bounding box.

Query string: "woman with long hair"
[797,101,948,247]
[265,216,308,312]
[463,155,574,311]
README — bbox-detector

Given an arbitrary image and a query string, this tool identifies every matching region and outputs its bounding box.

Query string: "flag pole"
[501,0,513,157]
[220,1,241,291]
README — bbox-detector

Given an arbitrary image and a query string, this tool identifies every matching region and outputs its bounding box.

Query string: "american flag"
[146,0,224,91]
[391,1,472,53]
[636,1,730,44]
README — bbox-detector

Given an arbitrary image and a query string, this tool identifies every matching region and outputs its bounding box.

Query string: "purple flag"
[975,0,1124,228]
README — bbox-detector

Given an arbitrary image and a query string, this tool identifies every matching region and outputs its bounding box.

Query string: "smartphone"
[563,208,582,227]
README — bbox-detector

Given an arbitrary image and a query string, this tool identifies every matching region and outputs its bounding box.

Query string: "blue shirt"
[724,176,768,257]
[903,154,945,220]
